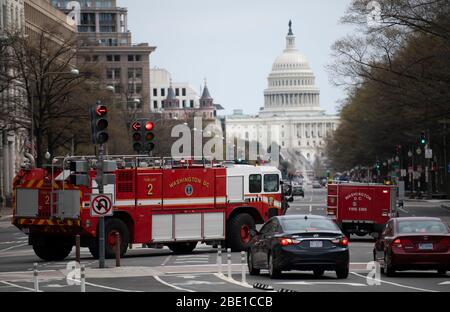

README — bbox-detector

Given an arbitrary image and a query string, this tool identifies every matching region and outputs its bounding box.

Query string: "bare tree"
[4,27,106,165]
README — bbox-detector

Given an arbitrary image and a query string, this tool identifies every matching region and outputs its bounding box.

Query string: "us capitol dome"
[226,21,340,177]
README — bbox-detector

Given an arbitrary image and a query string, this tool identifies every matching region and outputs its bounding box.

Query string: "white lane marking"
[154,276,195,292]
[309,205,312,214]
[351,272,438,292]
[0,243,27,253]
[398,207,409,214]
[177,255,210,259]
[438,281,450,285]
[214,273,253,288]
[0,281,40,292]
[66,277,142,292]
[274,281,367,287]
[161,256,172,266]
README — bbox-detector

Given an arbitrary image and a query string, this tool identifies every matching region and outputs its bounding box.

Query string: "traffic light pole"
[97,144,105,268]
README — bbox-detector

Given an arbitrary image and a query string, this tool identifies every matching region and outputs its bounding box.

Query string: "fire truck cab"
[12,156,284,261]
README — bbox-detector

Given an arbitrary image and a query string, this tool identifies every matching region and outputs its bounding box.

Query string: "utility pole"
[426,129,432,198]
[96,144,105,268]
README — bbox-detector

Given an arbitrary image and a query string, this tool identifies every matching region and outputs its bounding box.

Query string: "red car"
[374,217,450,276]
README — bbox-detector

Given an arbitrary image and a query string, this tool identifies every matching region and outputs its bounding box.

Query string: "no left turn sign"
[90,194,113,217]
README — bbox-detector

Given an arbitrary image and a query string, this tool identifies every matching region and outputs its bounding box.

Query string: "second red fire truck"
[12,157,286,261]
[327,183,398,239]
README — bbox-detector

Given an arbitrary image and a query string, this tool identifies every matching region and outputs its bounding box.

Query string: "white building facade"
[150,68,200,111]
[0,0,26,206]
[226,22,339,175]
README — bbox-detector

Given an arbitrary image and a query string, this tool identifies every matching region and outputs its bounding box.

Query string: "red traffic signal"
[145,122,154,131]
[95,105,107,117]
[132,121,141,131]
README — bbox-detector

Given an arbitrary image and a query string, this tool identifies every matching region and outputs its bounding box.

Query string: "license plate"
[419,243,433,250]
[310,241,323,248]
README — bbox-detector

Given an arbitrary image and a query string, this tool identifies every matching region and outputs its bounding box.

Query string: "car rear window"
[281,218,340,232]
[397,220,449,234]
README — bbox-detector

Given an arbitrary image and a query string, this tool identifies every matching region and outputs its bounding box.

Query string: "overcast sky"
[122,0,355,115]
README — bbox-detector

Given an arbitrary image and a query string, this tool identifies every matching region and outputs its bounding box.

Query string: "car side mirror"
[250,229,258,237]
[288,196,294,203]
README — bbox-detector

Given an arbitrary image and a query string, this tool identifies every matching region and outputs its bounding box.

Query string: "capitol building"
[226,21,340,176]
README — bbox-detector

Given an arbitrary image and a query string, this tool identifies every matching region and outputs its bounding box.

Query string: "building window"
[153,88,157,97]
[128,55,142,62]
[153,101,158,109]
[175,88,180,96]
[161,88,165,97]
[106,68,120,79]
[182,88,186,96]
[106,55,120,62]
[190,100,194,108]
[128,68,143,79]
[182,100,186,108]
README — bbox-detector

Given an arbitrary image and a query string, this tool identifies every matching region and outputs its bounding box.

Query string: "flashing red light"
[392,238,402,248]
[145,122,154,131]
[95,105,107,117]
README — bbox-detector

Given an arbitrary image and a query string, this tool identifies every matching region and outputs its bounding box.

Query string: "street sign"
[425,149,433,159]
[401,169,407,177]
[90,194,113,217]
[413,172,421,180]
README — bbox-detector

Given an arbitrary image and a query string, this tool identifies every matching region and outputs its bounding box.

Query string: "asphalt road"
[0,187,449,293]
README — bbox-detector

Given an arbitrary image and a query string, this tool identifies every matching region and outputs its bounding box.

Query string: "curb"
[441,204,450,211]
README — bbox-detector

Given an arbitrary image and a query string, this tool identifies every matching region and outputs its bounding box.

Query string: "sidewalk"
[0,207,13,220]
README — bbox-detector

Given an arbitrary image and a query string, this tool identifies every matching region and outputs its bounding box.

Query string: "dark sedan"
[247,215,350,279]
[374,217,450,276]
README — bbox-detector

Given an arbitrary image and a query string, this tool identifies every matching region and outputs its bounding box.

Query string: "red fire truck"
[12,157,285,261]
[327,183,398,239]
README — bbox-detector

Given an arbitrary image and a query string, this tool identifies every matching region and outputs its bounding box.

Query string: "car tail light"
[279,238,296,246]
[332,237,349,247]
[382,210,389,217]
[392,238,402,248]
[327,208,336,216]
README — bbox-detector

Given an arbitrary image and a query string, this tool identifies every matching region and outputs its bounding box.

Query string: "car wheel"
[384,254,396,277]
[437,269,447,276]
[268,253,281,279]
[247,250,260,276]
[313,269,325,277]
[336,266,349,279]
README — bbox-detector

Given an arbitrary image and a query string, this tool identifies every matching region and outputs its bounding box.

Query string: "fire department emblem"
[185,184,194,196]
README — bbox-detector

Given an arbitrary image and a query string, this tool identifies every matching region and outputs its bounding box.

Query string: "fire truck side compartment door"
[16,189,39,218]
[227,176,244,203]
[55,190,81,219]
[152,215,173,242]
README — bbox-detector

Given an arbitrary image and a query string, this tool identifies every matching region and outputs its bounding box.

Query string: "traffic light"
[419,132,427,146]
[144,121,155,152]
[131,119,155,153]
[90,102,109,145]
[131,120,142,152]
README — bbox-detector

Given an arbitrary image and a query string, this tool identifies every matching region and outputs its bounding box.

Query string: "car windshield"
[397,220,449,234]
[281,218,340,232]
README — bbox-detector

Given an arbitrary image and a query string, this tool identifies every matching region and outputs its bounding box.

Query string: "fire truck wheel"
[89,218,130,259]
[167,242,197,254]
[32,237,73,261]
[227,213,255,252]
